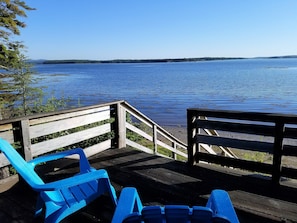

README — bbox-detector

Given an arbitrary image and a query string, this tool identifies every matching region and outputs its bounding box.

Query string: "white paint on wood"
[126,110,153,128]
[126,122,153,141]
[83,140,111,157]
[0,124,13,132]
[200,143,217,155]
[0,132,14,144]
[0,153,10,167]
[30,106,110,126]
[31,124,111,157]
[126,139,153,154]
[157,128,187,149]
[157,140,174,152]
[21,120,32,161]
[117,104,126,148]
[30,110,111,138]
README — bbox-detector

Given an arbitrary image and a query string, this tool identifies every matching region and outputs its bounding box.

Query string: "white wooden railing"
[120,102,187,160]
[0,101,187,178]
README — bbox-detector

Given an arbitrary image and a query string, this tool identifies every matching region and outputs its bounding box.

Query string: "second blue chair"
[112,187,239,223]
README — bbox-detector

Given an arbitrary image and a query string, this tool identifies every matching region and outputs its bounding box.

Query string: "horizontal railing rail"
[187,108,297,184]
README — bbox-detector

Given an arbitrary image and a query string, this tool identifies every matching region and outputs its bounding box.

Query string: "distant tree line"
[43,55,297,65]
[43,57,245,64]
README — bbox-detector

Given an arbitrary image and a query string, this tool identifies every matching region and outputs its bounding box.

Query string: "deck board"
[0,147,297,222]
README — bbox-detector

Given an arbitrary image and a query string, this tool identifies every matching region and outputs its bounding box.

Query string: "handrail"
[187,108,297,184]
[120,101,187,160]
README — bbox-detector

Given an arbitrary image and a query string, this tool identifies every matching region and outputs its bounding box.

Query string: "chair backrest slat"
[165,205,190,223]
[142,206,163,223]
[191,206,213,223]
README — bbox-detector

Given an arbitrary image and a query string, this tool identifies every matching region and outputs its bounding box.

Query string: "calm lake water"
[34,58,297,126]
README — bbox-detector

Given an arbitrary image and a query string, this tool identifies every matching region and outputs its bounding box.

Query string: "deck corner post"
[115,102,127,149]
[272,120,285,185]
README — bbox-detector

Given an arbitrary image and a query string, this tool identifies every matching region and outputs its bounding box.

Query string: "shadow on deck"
[1,147,297,223]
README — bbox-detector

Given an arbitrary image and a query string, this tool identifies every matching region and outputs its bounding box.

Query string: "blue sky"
[18,0,297,60]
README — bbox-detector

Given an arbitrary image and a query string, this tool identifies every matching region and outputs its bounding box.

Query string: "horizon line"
[31,55,297,62]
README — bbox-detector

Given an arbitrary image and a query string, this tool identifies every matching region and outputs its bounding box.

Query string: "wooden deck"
[1,147,297,223]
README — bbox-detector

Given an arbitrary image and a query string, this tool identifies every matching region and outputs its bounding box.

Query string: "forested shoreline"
[42,57,244,64]
[41,55,297,64]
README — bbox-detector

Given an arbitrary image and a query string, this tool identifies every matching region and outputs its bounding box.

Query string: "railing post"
[153,125,158,154]
[116,103,127,149]
[172,141,177,160]
[187,110,195,165]
[272,120,285,184]
[20,119,33,161]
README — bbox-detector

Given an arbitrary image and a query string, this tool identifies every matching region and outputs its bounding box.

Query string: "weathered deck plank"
[0,147,297,222]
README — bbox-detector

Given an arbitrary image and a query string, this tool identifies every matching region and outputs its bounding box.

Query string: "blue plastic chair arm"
[206,190,239,223]
[0,138,118,222]
[33,169,109,191]
[112,187,143,223]
[28,148,92,172]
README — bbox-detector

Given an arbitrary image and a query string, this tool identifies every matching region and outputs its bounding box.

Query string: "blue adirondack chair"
[112,187,240,223]
[0,138,117,223]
